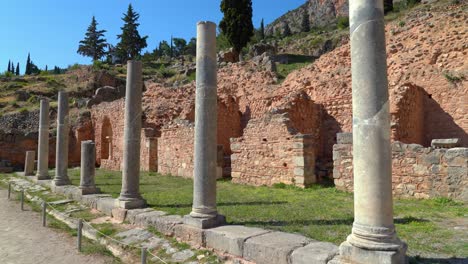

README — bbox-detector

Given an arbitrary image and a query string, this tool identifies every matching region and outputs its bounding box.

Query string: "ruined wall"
[333,135,468,201]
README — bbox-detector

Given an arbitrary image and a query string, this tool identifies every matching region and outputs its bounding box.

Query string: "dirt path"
[0,189,116,264]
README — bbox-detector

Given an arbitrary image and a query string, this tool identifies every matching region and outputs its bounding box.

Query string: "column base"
[79,186,101,195]
[36,173,51,180]
[115,198,146,209]
[183,214,226,229]
[53,177,71,186]
[338,241,408,264]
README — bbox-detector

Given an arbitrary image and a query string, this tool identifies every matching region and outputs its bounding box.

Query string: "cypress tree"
[384,0,393,14]
[283,21,292,37]
[15,63,20,76]
[7,60,11,72]
[10,61,15,73]
[116,4,148,61]
[77,16,108,61]
[301,12,310,32]
[25,53,31,75]
[219,0,254,58]
[260,19,265,40]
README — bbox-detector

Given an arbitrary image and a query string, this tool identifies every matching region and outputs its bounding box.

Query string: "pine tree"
[7,60,11,72]
[260,19,265,40]
[219,0,254,58]
[77,16,108,61]
[15,63,20,76]
[283,21,292,37]
[116,4,148,61]
[301,12,310,32]
[25,53,31,75]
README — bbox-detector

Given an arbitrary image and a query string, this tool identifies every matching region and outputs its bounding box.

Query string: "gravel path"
[0,189,115,264]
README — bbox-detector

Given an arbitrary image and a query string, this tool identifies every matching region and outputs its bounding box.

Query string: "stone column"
[79,141,100,195]
[338,0,407,263]
[184,21,225,229]
[24,151,35,176]
[116,60,146,209]
[36,99,50,180]
[54,91,71,186]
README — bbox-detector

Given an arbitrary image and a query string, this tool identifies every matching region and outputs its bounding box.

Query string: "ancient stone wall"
[333,136,468,201]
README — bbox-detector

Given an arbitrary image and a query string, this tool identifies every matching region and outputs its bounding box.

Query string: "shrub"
[337,16,349,30]
[157,65,175,78]
[399,21,406,27]
[443,71,464,83]
[92,60,110,71]
[68,63,81,71]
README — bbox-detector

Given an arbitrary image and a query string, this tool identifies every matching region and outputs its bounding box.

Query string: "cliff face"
[265,0,349,36]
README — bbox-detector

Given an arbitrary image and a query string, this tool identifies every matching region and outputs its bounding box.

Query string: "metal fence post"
[7,182,11,199]
[141,247,147,264]
[20,190,24,211]
[77,219,83,252]
[42,201,47,227]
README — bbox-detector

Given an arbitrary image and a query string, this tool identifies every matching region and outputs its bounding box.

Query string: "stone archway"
[101,117,113,160]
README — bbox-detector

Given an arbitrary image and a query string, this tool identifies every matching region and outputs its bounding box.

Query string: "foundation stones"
[116,60,146,209]
[36,99,50,180]
[24,151,35,176]
[184,21,225,229]
[54,91,71,186]
[338,0,407,263]
[79,140,100,195]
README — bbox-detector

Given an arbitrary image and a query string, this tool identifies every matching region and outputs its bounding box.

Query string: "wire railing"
[6,181,168,264]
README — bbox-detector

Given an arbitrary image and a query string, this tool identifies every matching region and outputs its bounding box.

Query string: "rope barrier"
[6,182,168,264]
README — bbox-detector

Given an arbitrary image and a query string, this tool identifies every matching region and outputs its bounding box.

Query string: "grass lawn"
[64,168,468,259]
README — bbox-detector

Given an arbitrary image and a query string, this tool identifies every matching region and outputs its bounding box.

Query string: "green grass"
[66,168,468,259]
[276,54,314,81]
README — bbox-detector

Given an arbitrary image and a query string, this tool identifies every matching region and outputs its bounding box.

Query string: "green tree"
[116,4,148,61]
[15,63,20,76]
[77,16,108,61]
[25,53,31,75]
[384,0,393,14]
[158,41,171,57]
[172,38,187,57]
[10,61,15,73]
[219,0,254,59]
[185,38,197,56]
[260,18,265,39]
[7,60,11,72]
[301,12,310,32]
[282,21,292,37]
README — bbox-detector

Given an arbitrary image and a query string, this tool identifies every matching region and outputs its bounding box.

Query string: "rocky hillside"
[265,0,348,36]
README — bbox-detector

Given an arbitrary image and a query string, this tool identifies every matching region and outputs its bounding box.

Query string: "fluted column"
[116,60,146,209]
[54,91,71,186]
[183,21,225,229]
[36,99,50,180]
[338,0,407,263]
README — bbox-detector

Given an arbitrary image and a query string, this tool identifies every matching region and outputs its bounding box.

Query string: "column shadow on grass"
[409,256,467,264]
[147,201,288,208]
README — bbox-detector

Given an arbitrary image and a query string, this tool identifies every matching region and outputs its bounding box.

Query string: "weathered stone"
[133,210,168,226]
[205,225,270,257]
[79,141,100,195]
[54,91,71,186]
[111,208,128,222]
[431,138,461,149]
[290,241,338,264]
[24,151,35,176]
[154,215,184,236]
[36,99,50,180]
[117,60,146,209]
[243,231,310,264]
[339,241,408,264]
[174,224,205,246]
[115,229,153,245]
[126,208,155,224]
[96,197,116,215]
[171,249,195,262]
[444,148,468,167]
[337,133,353,144]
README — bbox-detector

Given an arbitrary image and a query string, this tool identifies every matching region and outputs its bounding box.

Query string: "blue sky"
[1,0,305,71]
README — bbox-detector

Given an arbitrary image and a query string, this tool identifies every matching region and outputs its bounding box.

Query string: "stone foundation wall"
[333,135,468,201]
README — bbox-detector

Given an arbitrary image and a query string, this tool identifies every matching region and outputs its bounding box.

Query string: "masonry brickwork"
[333,137,468,201]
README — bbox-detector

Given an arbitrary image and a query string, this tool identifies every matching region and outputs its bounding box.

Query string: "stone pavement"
[0,189,114,264]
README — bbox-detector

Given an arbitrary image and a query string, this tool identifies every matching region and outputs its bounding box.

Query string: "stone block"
[339,241,408,264]
[115,198,147,209]
[294,167,304,176]
[126,208,155,224]
[183,214,226,229]
[431,138,461,149]
[112,208,128,223]
[154,215,184,236]
[444,148,468,167]
[243,231,310,264]
[337,133,353,144]
[80,194,112,209]
[293,156,304,166]
[96,197,117,215]
[174,224,205,246]
[134,210,168,226]
[205,225,270,257]
[290,241,339,264]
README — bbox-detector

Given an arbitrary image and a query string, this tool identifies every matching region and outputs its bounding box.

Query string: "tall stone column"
[116,60,146,209]
[79,141,100,195]
[184,21,225,229]
[24,151,35,176]
[338,1,407,263]
[36,99,50,180]
[54,91,71,186]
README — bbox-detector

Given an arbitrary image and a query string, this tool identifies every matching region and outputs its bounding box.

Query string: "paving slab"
[290,241,338,264]
[205,225,270,257]
[243,231,311,264]
[115,229,154,245]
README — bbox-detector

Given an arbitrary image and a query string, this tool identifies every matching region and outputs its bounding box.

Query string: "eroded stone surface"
[205,225,270,256]
[290,241,338,264]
